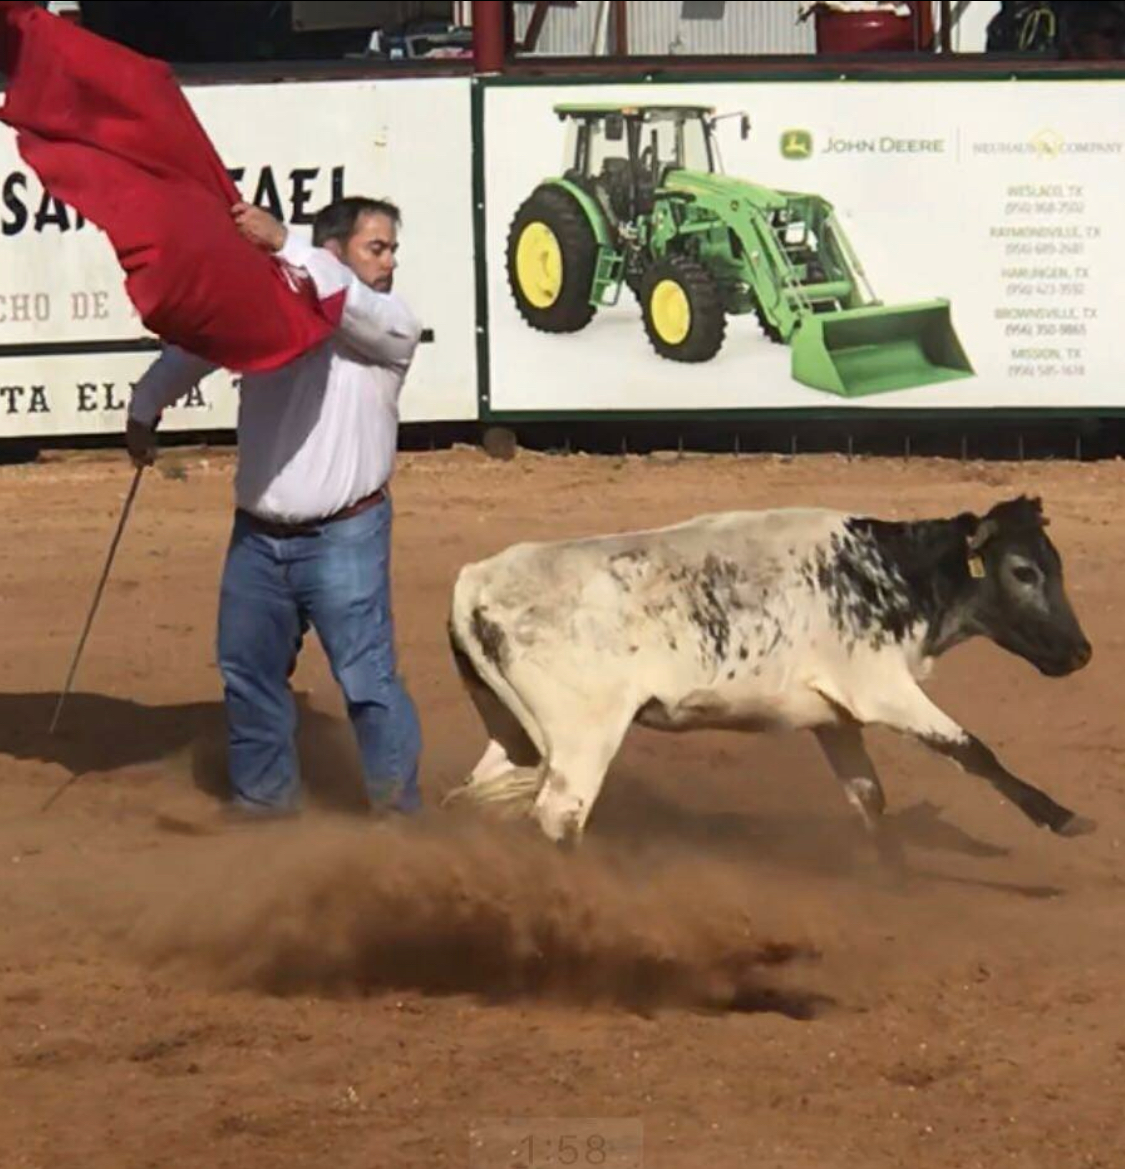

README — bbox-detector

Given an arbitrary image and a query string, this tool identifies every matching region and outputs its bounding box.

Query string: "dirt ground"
[1,442,1123,1169]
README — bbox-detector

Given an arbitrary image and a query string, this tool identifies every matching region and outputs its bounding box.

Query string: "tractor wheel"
[640,256,726,363]
[506,186,599,333]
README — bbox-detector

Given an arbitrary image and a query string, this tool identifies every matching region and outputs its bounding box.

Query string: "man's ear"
[324,238,345,260]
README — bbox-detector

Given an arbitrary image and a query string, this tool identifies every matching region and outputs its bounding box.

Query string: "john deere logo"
[781,129,813,159]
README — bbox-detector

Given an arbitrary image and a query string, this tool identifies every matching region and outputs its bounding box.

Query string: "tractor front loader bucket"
[790,299,973,398]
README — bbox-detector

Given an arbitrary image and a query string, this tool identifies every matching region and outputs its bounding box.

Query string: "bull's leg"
[814,722,905,873]
[870,682,1094,837]
[470,738,521,785]
[814,723,886,829]
[532,702,637,847]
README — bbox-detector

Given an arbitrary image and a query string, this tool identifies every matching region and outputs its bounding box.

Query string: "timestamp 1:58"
[514,1133,609,1166]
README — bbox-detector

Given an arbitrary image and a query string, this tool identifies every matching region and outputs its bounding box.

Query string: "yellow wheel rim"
[515,221,563,309]
[650,278,691,345]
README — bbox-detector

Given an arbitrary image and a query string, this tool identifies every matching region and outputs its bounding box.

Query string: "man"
[127,196,424,817]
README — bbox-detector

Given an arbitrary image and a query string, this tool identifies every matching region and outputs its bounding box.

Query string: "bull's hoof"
[1054,812,1097,838]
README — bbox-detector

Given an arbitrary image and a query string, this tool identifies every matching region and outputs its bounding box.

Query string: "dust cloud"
[127,813,825,1014]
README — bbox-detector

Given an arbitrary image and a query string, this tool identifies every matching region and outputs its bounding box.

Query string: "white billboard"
[0,75,478,437]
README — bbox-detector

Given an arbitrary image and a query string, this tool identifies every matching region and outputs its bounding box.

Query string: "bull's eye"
[1012,565,1039,586]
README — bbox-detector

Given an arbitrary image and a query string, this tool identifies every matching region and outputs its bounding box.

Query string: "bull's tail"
[443,569,549,812]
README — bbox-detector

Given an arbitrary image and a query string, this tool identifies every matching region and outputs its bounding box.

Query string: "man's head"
[313,196,401,292]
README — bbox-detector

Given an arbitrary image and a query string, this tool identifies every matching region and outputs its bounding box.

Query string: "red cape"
[0,1,342,372]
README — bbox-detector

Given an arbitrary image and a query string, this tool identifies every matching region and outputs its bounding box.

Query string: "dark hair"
[312,196,401,247]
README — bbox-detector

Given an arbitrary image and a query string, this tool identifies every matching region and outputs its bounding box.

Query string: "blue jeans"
[217,496,421,814]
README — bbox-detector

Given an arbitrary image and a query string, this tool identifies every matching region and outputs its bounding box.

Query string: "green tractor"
[506,103,973,397]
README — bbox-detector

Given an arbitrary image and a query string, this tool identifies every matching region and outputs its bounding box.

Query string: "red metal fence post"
[472,0,507,72]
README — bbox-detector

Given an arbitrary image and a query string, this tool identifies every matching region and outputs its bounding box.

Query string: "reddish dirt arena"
[1,445,1123,1169]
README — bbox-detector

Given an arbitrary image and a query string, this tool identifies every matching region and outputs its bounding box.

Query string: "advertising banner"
[483,78,1125,415]
[0,76,477,438]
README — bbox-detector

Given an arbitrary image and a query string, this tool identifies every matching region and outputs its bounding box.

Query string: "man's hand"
[232,201,287,253]
[126,416,157,469]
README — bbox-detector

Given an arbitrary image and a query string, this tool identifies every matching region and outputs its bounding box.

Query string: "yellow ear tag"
[968,555,985,579]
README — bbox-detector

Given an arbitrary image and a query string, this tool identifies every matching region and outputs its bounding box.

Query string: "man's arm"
[126,345,218,466]
[276,231,422,368]
[232,202,422,368]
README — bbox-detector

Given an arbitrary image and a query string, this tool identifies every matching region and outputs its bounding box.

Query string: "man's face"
[329,211,398,292]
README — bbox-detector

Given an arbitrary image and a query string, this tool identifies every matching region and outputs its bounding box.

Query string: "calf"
[445,495,1093,850]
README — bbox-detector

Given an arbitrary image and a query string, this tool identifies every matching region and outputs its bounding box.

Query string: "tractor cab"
[555,104,720,225]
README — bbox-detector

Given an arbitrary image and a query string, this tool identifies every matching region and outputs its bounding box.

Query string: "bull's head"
[964,496,1092,677]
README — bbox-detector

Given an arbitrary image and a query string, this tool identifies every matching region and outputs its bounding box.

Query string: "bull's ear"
[1023,495,1050,527]
[967,517,1000,554]
[966,517,999,580]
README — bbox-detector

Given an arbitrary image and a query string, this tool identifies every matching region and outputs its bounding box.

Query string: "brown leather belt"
[238,485,386,538]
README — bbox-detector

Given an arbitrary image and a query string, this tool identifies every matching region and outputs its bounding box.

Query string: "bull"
[445,495,1094,853]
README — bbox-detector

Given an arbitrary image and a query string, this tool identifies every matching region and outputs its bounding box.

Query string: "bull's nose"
[1071,640,1093,670]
